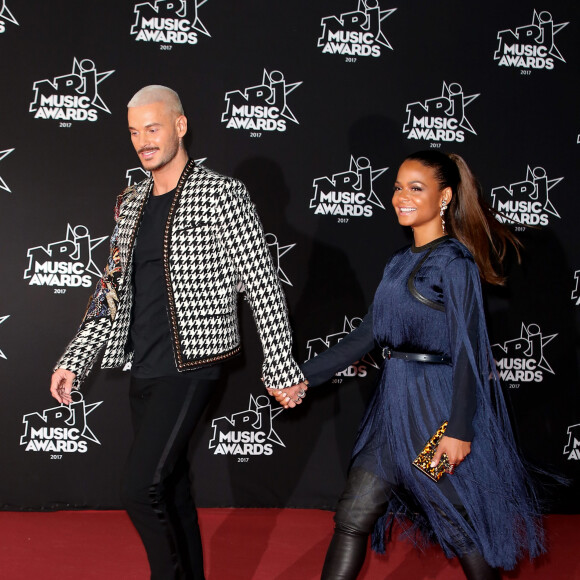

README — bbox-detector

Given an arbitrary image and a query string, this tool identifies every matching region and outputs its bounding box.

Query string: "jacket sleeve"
[442,256,481,442]
[301,305,375,387]
[54,317,112,387]
[215,178,304,388]
[53,194,126,386]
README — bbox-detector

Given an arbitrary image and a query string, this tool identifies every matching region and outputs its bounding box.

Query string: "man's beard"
[140,137,180,171]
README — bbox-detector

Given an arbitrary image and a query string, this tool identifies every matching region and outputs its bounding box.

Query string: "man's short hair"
[127,85,184,116]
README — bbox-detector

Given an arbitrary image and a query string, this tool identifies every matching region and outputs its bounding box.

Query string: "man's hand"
[50,368,76,405]
[266,382,308,409]
[430,435,471,474]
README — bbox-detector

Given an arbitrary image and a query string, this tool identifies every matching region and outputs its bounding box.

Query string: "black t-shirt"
[129,187,221,380]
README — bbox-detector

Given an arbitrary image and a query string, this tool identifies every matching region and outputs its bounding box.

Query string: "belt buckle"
[382,348,391,360]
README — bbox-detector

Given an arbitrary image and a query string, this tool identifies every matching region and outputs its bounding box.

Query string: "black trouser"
[321,468,501,580]
[121,376,216,580]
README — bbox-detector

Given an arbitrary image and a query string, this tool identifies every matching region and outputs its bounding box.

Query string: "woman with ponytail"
[269,151,543,579]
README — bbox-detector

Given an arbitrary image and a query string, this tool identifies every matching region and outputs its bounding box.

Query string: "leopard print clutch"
[412,421,449,482]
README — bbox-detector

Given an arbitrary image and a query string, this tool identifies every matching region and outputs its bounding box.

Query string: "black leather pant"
[321,468,501,580]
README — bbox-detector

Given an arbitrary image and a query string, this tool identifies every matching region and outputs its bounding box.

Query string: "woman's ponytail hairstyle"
[404,150,521,285]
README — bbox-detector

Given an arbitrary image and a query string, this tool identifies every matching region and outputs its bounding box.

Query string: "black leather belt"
[382,348,451,364]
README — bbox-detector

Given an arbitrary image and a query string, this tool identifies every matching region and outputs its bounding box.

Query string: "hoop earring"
[440,201,448,233]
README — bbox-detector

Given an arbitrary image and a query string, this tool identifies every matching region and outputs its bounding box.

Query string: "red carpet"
[0,509,578,579]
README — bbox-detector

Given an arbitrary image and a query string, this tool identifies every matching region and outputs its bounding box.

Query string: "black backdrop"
[0,0,579,513]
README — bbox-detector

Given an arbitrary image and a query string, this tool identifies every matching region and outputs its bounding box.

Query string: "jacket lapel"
[117,178,151,268]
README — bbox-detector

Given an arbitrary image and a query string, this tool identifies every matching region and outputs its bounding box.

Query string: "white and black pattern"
[55,180,151,377]
[214,178,303,387]
[55,317,112,386]
[55,161,304,389]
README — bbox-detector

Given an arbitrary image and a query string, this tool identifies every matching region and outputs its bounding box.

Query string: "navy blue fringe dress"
[302,236,544,570]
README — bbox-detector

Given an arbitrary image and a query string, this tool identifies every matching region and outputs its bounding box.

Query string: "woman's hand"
[431,435,471,474]
[266,382,308,409]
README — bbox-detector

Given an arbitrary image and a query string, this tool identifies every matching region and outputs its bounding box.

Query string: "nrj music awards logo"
[266,233,295,286]
[131,0,210,45]
[564,424,580,461]
[222,70,302,132]
[318,0,396,57]
[21,392,102,453]
[0,147,14,193]
[29,58,114,122]
[306,316,379,379]
[490,165,563,226]
[126,167,151,186]
[209,395,284,456]
[403,82,479,143]
[491,323,557,384]
[0,0,18,34]
[310,156,387,218]
[125,158,206,186]
[0,314,9,360]
[494,10,568,70]
[572,271,580,307]
[24,224,107,289]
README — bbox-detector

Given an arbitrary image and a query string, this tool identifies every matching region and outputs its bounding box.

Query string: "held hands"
[50,368,76,405]
[266,382,309,409]
[430,435,471,475]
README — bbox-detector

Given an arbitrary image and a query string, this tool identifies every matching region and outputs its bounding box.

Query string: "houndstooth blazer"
[55,159,304,388]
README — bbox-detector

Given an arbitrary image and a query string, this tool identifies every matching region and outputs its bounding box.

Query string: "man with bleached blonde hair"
[127,84,185,115]
[50,85,304,579]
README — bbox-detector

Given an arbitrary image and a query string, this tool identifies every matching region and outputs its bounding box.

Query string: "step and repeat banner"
[0,1,579,512]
